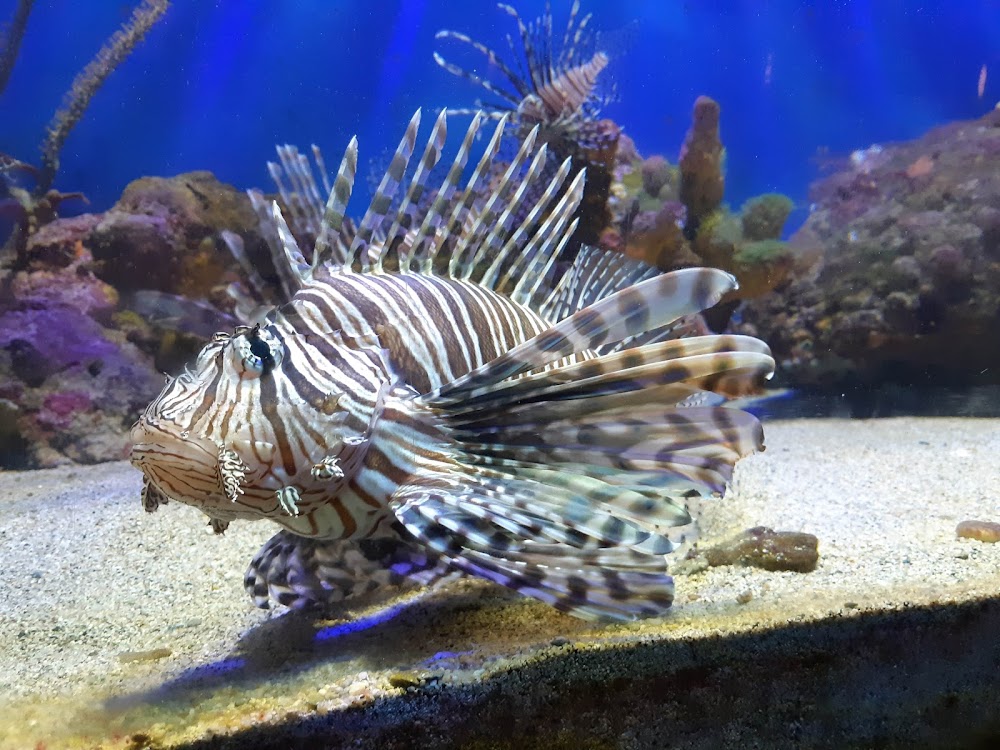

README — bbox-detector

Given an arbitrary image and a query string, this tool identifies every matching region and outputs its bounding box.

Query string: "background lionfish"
[129,109,775,621]
[435,1,621,249]
[435,1,613,153]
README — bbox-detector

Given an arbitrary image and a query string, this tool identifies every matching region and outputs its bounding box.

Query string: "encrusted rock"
[640,155,674,197]
[679,96,724,231]
[703,527,820,573]
[740,193,794,242]
[89,170,261,297]
[735,109,1000,387]
[956,520,1000,543]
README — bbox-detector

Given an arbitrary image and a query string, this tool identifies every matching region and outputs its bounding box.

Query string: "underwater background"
[3,2,1000,749]
[5,1,998,220]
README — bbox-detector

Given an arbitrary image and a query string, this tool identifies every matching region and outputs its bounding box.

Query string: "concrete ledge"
[178,598,1000,750]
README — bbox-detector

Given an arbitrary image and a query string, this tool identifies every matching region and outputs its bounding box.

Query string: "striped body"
[131,270,559,540]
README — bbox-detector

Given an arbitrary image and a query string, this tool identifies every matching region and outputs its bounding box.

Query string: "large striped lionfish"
[129,109,774,621]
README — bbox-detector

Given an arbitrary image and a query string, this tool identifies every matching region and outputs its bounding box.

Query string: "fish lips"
[128,417,226,506]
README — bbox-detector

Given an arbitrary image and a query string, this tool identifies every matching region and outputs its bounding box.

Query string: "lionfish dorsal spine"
[409,111,484,275]
[313,135,359,272]
[385,108,448,273]
[518,215,579,305]
[452,121,540,279]
[246,188,306,300]
[565,6,595,70]
[219,229,271,305]
[444,113,509,278]
[275,145,323,234]
[499,4,538,86]
[248,106,592,321]
[509,166,586,302]
[432,42,526,105]
[486,157,578,295]
[465,128,548,284]
[558,1,583,66]
[347,109,422,274]
[268,200,310,285]
[310,144,333,198]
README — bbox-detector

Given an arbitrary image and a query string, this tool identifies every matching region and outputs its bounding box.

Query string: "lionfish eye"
[231,324,282,378]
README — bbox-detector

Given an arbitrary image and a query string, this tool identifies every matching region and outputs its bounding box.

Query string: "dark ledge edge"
[175,596,1000,750]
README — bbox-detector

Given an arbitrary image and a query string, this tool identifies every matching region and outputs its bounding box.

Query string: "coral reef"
[0,245,164,467]
[0,170,270,468]
[734,109,1000,387]
[604,97,796,305]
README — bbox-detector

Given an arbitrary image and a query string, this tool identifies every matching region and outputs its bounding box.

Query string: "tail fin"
[392,267,773,621]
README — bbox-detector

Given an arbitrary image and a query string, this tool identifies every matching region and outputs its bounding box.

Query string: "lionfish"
[434,1,615,156]
[129,109,774,621]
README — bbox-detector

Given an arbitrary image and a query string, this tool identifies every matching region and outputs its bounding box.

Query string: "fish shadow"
[102,581,576,714]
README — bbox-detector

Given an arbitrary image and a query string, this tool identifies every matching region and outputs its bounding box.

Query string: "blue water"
[3,1,998,225]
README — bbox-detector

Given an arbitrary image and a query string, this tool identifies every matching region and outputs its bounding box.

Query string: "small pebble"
[551,636,570,647]
[703,527,820,572]
[117,647,172,664]
[735,591,753,605]
[388,671,424,689]
[956,519,1000,543]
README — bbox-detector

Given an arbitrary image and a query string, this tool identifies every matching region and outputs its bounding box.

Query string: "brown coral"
[679,96,725,234]
[88,171,263,299]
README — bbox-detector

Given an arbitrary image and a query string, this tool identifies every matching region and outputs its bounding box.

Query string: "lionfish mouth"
[128,416,228,507]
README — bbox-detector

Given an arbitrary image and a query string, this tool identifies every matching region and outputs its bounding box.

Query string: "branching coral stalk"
[0,0,34,97]
[38,0,170,194]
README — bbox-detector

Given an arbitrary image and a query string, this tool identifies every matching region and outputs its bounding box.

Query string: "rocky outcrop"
[735,109,1000,386]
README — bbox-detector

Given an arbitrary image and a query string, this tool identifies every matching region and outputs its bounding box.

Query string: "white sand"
[0,418,998,748]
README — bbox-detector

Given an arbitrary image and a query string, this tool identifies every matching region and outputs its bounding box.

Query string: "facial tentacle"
[217,446,249,503]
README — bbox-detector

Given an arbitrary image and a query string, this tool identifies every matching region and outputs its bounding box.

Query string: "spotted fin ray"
[390,477,678,621]
[387,267,773,621]
[422,266,749,405]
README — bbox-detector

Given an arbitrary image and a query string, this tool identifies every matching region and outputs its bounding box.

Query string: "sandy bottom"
[0,418,998,749]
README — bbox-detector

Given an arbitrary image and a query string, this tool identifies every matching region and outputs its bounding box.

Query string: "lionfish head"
[128,320,351,523]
